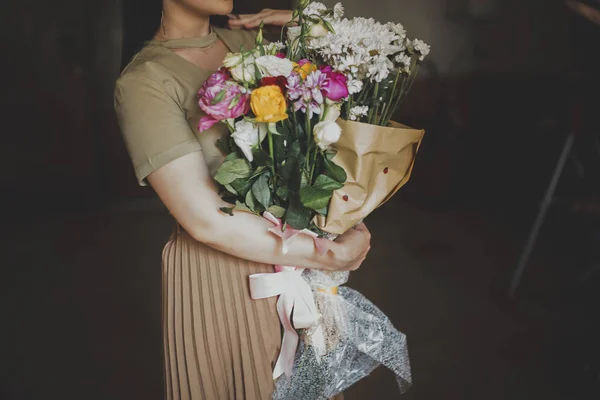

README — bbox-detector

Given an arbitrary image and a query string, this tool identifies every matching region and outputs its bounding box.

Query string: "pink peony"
[320,66,349,101]
[197,71,250,132]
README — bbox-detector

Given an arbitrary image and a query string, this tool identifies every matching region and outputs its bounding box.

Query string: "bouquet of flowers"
[197,1,428,398]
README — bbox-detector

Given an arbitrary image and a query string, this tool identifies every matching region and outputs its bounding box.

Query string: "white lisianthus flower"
[309,22,329,38]
[313,120,342,150]
[230,56,257,84]
[349,105,369,121]
[323,102,341,122]
[412,39,431,61]
[223,52,243,68]
[287,26,302,42]
[255,55,294,78]
[231,120,267,162]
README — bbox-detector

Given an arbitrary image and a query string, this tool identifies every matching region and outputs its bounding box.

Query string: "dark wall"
[2,0,293,214]
[2,0,122,212]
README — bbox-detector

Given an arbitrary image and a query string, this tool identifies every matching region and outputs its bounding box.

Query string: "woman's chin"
[214,1,234,15]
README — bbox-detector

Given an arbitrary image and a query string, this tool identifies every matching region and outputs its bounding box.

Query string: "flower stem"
[381,68,401,126]
[304,114,312,170]
[305,114,312,150]
[384,64,419,126]
[346,95,353,120]
[309,148,318,183]
[267,125,277,187]
[368,82,380,124]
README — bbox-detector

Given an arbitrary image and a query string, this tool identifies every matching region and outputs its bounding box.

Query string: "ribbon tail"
[273,293,298,379]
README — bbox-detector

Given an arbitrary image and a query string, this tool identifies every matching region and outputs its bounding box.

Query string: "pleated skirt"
[161,222,282,400]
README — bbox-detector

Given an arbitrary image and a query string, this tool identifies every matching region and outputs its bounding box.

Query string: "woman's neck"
[158,3,211,40]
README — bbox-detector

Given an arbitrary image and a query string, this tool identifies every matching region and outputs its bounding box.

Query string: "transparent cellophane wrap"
[273,121,424,399]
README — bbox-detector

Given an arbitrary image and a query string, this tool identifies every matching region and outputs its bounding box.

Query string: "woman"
[114,1,372,399]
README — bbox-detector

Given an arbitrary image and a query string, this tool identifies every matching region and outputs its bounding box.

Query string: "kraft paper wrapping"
[315,120,425,235]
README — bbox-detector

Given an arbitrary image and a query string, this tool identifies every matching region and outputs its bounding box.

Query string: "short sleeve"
[114,76,202,186]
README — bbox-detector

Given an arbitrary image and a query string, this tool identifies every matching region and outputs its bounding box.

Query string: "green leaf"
[214,159,252,185]
[276,186,289,201]
[325,148,337,160]
[254,59,263,82]
[266,205,286,218]
[251,174,272,209]
[228,94,241,110]
[224,152,240,162]
[216,137,231,155]
[234,200,253,213]
[252,149,271,167]
[251,166,267,179]
[229,177,253,197]
[224,184,238,195]
[279,140,301,182]
[219,207,234,216]
[324,158,347,184]
[300,170,310,189]
[211,89,227,105]
[299,186,333,211]
[245,190,260,213]
[313,174,344,191]
[284,201,313,230]
[268,123,283,136]
[315,206,328,216]
[322,19,336,34]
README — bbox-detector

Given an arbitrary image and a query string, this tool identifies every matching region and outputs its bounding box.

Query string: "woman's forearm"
[193,207,337,270]
[147,151,338,270]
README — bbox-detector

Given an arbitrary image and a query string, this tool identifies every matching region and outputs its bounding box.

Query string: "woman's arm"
[147,150,371,271]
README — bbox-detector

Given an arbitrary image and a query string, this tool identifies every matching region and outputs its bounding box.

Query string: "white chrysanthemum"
[346,79,363,95]
[395,53,412,73]
[349,105,369,121]
[387,22,407,40]
[307,16,407,82]
[265,42,285,54]
[412,39,431,61]
[367,55,393,82]
[303,2,328,17]
[333,2,345,19]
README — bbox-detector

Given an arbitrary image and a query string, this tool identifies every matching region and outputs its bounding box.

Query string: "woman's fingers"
[228,9,293,29]
[228,10,273,28]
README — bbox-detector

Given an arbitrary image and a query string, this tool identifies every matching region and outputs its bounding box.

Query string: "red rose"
[261,76,288,94]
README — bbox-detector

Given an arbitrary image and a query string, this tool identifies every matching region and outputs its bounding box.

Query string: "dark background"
[2,0,600,399]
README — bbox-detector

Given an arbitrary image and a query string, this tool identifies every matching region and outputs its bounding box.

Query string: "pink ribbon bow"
[248,212,330,379]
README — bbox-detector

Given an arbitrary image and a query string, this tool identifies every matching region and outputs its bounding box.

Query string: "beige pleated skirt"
[161,222,282,400]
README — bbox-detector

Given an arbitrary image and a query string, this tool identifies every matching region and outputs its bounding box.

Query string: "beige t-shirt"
[114,27,257,186]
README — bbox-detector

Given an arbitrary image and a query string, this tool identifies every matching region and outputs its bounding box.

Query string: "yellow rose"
[251,85,289,124]
[292,61,318,80]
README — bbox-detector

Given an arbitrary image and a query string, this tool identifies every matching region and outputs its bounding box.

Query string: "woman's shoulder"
[117,45,173,87]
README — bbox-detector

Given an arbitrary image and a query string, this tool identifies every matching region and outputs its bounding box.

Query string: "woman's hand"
[228,9,294,29]
[327,223,372,272]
